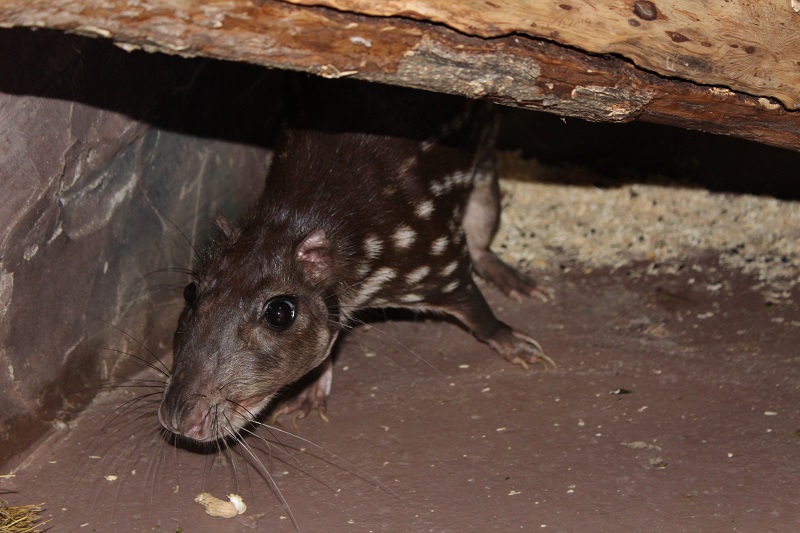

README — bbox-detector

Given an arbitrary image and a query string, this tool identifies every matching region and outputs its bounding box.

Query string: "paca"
[158,78,553,442]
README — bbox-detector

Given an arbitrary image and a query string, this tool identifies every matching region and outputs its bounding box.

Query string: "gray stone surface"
[0,27,279,465]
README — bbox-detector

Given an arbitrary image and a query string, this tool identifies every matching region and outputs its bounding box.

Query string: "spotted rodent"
[158,78,553,442]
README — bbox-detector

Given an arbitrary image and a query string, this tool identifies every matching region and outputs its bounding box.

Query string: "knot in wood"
[633,1,658,21]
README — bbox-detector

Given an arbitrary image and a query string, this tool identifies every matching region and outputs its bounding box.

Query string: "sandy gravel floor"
[496,150,800,303]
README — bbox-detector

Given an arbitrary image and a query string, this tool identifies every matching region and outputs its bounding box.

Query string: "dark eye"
[264,297,297,330]
[183,282,198,305]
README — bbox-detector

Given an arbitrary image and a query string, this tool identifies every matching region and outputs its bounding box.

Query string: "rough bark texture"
[0,0,797,151]
[286,0,800,110]
[0,28,279,466]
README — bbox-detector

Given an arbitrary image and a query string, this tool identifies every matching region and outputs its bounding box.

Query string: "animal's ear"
[295,229,333,280]
[213,211,239,243]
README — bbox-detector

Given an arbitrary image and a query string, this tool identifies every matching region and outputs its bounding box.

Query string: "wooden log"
[286,0,800,111]
[0,0,798,151]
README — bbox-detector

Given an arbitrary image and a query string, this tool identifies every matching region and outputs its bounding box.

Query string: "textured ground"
[2,260,799,532]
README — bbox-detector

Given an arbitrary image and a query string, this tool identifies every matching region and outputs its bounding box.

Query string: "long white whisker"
[229,401,305,472]
[248,419,398,499]
[224,426,302,532]
[88,314,171,376]
[352,319,447,378]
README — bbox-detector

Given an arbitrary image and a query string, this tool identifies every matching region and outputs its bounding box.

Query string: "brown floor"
[3,260,800,532]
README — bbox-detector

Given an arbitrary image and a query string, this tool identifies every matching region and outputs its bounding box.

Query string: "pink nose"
[159,394,215,442]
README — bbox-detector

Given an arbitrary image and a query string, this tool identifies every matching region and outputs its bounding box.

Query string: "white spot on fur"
[355,262,371,278]
[430,236,449,255]
[430,181,448,196]
[440,261,458,277]
[415,200,434,219]
[400,293,425,303]
[431,170,470,196]
[370,267,397,285]
[398,156,417,178]
[406,266,430,285]
[393,225,416,250]
[451,170,470,186]
[364,235,384,259]
[350,267,397,306]
[442,280,459,293]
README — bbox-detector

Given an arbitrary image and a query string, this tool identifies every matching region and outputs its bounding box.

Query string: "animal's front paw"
[270,358,333,427]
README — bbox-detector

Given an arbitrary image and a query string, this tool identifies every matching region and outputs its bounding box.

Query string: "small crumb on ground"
[194,492,246,518]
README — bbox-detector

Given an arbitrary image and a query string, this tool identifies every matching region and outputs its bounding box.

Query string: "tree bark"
[0,1,798,148]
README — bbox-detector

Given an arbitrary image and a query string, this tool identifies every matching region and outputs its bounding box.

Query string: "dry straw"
[0,500,47,533]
